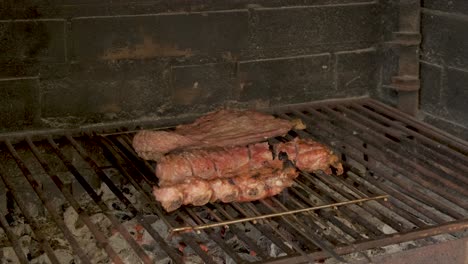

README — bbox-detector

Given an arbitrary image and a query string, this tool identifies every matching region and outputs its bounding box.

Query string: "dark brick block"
[0,61,39,78]
[171,63,235,106]
[421,12,468,68]
[336,49,377,94]
[445,67,468,125]
[70,11,249,61]
[422,113,468,141]
[0,0,62,19]
[237,54,332,104]
[0,0,374,19]
[0,77,40,128]
[423,0,468,16]
[0,19,66,63]
[420,61,443,114]
[41,60,170,117]
[251,3,379,52]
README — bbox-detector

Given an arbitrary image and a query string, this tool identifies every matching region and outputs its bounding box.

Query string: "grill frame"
[0,97,466,263]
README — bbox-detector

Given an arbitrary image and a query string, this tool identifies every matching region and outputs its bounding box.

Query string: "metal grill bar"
[351,104,468,175]
[292,107,467,218]
[0,98,466,264]
[0,164,63,264]
[266,218,468,264]
[60,135,185,263]
[171,195,388,232]
[3,141,93,264]
[26,138,136,263]
[0,205,29,264]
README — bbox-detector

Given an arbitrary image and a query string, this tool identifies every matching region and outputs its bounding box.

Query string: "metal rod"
[181,208,247,263]
[3,141,93,264]
[60,135,185,264]
[323,105,468,199]
[336,105,468,186]
[277,126,407,233]
[351,103,468,169]
[25,137,149,264]
[0,163,63,264]
[364,99,468,153]
[170,195,389,233]
[265,218,468,264]
[0,205,29,264]
[301,107,467,215]
[262,197,347,263]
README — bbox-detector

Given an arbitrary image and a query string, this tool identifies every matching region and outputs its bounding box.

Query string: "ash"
[0,175,453,263]
[0,180,291,264]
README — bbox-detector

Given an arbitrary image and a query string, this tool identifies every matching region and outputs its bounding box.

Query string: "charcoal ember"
[107,233,143,263]
[63,207,109,262]
[226,236,260,262]
[179,239,225,264]
[269,243,287,258]
[139,219,170,244]
[96,183,148,214]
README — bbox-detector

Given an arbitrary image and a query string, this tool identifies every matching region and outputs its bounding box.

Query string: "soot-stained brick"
[171,63,236,106]
[0,77,40,128]
[71,11,249,61]
[445,67,468,125]
[238,54,332,104]
[0,19,66,63]
[336,49,377,94]
[423,0,468,16]
[41,60,170,117]
[251,3,379,52]
[421,12,468,69]
[420,61,443,114]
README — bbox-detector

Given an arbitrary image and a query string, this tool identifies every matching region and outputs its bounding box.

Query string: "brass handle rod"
[170,194,389,233]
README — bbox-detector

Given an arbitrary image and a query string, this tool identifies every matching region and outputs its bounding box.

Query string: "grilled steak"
[153,167,298,212]
[156,138,342,186]
[133,109,306,160]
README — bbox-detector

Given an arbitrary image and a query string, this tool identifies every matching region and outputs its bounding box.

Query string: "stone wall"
[0,0,386,130]
[421,0,468,139]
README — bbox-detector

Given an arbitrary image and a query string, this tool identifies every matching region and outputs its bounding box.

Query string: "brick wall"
[421,1,468,139]
[0,0,386,130]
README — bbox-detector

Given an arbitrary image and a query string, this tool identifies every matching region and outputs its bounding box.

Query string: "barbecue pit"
[1,0,467,263]
[0,98,466,263]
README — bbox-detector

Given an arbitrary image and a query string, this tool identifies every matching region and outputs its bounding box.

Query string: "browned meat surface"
[132,131,197,161]
[276,138,343,175]
[133,109,305,160]
[156,143,276,186]
[153,167,298,212]
[156,139,342,186]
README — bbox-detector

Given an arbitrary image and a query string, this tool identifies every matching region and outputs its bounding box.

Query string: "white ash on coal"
[0,215,72,264]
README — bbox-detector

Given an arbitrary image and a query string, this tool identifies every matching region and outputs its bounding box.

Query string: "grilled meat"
[156,138,342,186]
[133,109,305,160]
[153,167,298,212]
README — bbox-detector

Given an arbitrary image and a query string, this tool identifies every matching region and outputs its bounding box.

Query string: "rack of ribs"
[156,138,342,186]
[153,166,299,212]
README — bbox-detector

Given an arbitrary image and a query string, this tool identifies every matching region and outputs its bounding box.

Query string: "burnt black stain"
[228,178,235,185]
[0,21,49,61]
[251,173,261,179]
[282,160,296,169]
[268,141,276,159]
[170,200,183,211]
[278,151,289,161]
[247,188,258,196]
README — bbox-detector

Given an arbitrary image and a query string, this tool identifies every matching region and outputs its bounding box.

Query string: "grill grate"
[0,98,466,263]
